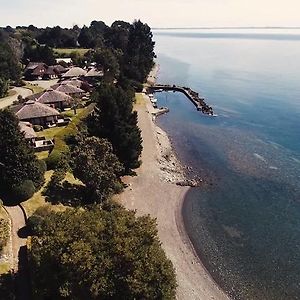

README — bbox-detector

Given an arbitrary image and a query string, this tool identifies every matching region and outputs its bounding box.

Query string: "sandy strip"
[119,94,229,300]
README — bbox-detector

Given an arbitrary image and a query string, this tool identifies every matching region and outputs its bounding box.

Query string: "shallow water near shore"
[153,29,300,299]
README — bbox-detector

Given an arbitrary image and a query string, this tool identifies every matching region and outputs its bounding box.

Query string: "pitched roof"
[15,100,60,120]
[25,62,47,76]
[25,62,46,71]
[44,66,58,75]
[51,78,83,89]
[53,83,85,94]
[53,65,68,73]
[26,92,44,101]
[37,89,73,104]
[19,122,37,139]
[85,67,104,77]
[62,67,87,78]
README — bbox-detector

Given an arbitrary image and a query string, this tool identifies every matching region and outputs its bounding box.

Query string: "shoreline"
[119,91,229,299]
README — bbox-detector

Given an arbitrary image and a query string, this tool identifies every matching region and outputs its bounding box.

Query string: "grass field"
[24,83,45,94]
[22,171,80,217]
[135,93,145,105]
[0,262,10,275]
[54,48,90,56]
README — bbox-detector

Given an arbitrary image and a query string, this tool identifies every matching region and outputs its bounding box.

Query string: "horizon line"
[152,26,300,30]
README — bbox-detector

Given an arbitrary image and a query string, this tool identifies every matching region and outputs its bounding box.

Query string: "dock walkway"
[149,84,214,115]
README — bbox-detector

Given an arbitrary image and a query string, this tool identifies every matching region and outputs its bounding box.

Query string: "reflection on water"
[154,30,300,299]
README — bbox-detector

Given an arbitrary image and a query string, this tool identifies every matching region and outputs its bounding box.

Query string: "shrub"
[11,180,35,201]
[33,125,43,132]
[37,159,47,174]
[0,218,9,252]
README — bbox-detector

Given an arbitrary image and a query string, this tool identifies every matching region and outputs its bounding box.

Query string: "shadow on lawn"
[43,181,87,207]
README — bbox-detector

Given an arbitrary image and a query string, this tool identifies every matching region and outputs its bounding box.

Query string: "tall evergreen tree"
[123,20,155,82]
[87,84,142,171]
[0,42,21,82]
[0,110,45,202]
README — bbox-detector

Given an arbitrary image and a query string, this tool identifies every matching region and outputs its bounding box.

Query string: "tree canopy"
[123,20,155,82]
[29,205,177,299]
[0,42,21,82]
[71,136,123,203]
[23,44,56,65]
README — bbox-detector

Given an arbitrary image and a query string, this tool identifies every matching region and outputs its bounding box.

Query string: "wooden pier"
[148,84,214,116]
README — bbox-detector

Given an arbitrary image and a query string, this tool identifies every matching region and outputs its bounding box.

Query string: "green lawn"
[54,48,90,56]
[24,83,45,94]
[0,262,10,275]
[35,151,49,160]
[0,206,8,220]
[22,171,80,217]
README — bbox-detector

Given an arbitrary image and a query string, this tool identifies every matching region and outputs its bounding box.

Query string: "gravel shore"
[119,93,229,300]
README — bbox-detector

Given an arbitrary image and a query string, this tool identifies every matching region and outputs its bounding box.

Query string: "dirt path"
[4,205,31,299]
[0,87,33,110]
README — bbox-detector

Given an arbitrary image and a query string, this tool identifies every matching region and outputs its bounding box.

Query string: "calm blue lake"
[153,29,300,299]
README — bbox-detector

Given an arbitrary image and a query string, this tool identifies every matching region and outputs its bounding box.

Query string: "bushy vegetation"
[0,77,9,98]
[29,205,177,300]
[72,136,123,203]
[0,218,9,253]
[0,110,45,203]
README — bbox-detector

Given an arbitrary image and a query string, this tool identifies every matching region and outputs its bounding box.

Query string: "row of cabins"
[24,63,104,82]
[14,77,90,151]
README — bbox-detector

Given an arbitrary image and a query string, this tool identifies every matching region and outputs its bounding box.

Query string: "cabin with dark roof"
[24,62,47,80]
[14,100,60,126]
[36,89,73,109]
[53,82,85,98]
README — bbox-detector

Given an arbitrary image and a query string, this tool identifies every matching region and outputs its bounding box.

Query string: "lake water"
[153,29,300,299]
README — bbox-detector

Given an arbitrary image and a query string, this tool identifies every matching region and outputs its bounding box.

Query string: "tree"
[0,110,45,202]
[106,21,130,52]
[78,26,93,48]
[92,47,120,81]
[71,136,123,202]
[0,42,21,82]
[87,84,142,171]
[29,205,177,299]
[123,20,155,82]
[0,77,9,98]
[23,44,55,65]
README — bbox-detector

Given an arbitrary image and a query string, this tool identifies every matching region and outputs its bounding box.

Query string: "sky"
[0,0,300,28]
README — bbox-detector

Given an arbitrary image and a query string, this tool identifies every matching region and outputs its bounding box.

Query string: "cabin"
[36,89,73,110]
[14,100,60,126]
[24,62,47,80]
[19,121,37,145]
[62,67,87,78]
[84,67,104,83]
[53,82,85,98]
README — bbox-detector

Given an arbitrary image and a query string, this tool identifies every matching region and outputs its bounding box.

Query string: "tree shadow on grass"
[43,181,87,207]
